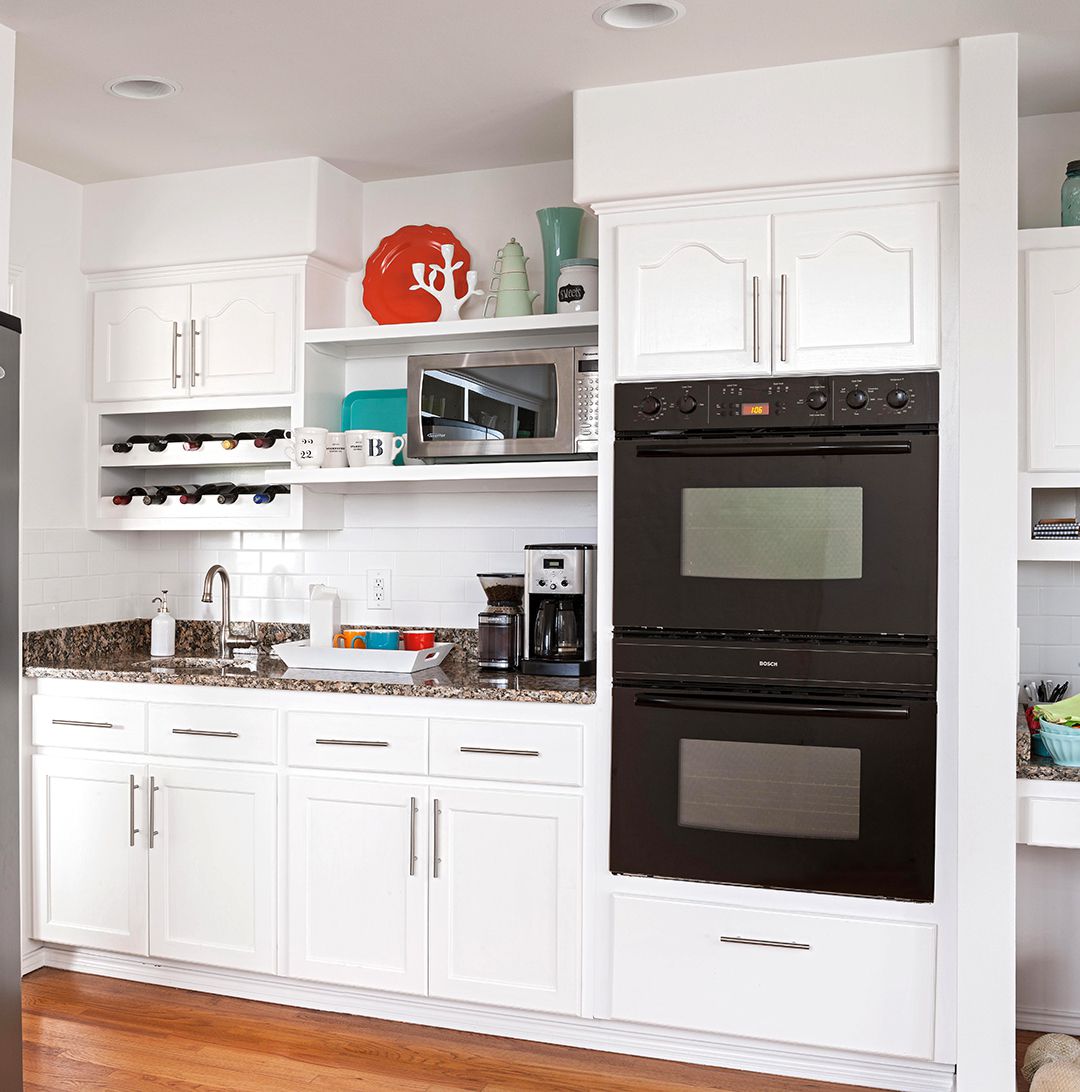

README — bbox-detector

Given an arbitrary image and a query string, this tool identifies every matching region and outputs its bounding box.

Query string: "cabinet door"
[616,214,770,379]
[190,275,296,396]
[31,755,148,954]
[1027,248,1080,470]
[772,201,940,373]
[429,788,581,1014]
[287,777,427,994]
[148,765,276,973]
[92,285,189,401]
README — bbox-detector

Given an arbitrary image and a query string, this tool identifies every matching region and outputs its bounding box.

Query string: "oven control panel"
[614,373,938,430]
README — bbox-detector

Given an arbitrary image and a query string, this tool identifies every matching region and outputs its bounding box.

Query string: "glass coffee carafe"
[477,573,524,671]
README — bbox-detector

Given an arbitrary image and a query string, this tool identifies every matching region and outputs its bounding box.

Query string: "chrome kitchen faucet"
[201,564,258,659]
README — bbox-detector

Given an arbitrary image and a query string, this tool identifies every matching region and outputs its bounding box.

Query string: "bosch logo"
[759,660,779,668]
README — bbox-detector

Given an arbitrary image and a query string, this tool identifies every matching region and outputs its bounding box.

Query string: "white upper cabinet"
[31,755,149,955]
[92,285,189,402]
[771,201,941,374]
[616,214,770,379]
[92,272,296,402]
[428,788,581,1015]
[190,275,296,396]
[1027,247,1080,471]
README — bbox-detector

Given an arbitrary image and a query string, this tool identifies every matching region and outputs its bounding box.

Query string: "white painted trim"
[21,946,46,975]
[33,947,956,1092]
[588,173,961,216]
[1017,1006,1080,1035]
[87,254,351,290]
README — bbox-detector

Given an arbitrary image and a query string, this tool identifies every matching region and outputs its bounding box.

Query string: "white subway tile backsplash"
[43,529,73,553]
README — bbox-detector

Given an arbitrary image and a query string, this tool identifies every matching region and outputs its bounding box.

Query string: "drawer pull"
[149,777,159,850]
[433,798,441,879]
[409,796,418,877]
[721,935,811,951]
[128,775,140,848]
[315,738,390,748]
[172,728,239,739]
[459,746,540,757]
[52,718,115,729]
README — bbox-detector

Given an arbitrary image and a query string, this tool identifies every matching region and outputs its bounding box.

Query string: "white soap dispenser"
[309,583,340,647]
[151,590,176,658]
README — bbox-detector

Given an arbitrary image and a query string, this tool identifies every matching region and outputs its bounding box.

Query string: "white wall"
[573,47,958,205]
[1019,111,1080,229]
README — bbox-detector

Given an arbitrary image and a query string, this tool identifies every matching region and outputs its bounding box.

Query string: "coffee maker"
[521,544,596,676]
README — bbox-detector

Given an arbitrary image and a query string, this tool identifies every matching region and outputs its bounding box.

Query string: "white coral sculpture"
[410,243,482,321]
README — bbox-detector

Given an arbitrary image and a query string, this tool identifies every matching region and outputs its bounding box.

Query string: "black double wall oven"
[611,374,939,902]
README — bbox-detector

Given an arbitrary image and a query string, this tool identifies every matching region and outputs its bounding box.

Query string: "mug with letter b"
[364,431,405,466]
[333,628,366,649]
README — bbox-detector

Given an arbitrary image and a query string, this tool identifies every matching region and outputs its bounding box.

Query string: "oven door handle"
[635,441,913,458]
[634,693,911,719]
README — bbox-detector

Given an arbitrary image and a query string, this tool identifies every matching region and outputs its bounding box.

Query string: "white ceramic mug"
[286,427,328,468]
[344,430,368,468]
[364,431,405,466]
[323,431,348,469]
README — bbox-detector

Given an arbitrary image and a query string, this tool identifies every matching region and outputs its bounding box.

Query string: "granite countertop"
[23,621,596,706]
[1017,713,1080,781]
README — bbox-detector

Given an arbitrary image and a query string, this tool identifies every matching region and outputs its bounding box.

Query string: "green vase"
[536,207,584,315]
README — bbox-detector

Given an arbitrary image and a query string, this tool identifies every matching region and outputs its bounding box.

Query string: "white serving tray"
[272,639,453,674]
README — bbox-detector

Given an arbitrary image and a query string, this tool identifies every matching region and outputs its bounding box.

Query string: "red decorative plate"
[362,225,473,325]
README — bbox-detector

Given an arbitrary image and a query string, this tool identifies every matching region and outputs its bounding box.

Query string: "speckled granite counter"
[23,621,596,705]
[1017,718,1080,781]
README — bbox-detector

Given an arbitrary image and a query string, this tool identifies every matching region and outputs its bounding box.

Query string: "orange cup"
[333,629,366,649]
[402,629,435,651]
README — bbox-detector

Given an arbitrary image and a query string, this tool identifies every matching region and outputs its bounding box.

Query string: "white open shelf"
[265,460,598,495]
[95,493,295,530]
[1020,472,1080,560]
[99,442,290,469]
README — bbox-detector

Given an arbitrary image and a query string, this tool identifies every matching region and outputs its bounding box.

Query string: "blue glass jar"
[1063,161,1080,226]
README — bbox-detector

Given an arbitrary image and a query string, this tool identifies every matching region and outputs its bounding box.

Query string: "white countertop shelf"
[1020,540,1080,562]
[264,460,598,494]
[99,443,290,469]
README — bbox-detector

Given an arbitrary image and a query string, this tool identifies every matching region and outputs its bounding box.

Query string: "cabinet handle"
[459,746,540,757]
[171,321,180,389]
[189,319,199,386]
[721,935,810,951]
[52,718,115,729]
[314,738,389,748]
[149,776,159,849]
[171,728,239,739]
[409,796,417,877]
[752,275,760,364]
[432,798,441,879]
[779,273,788,363]
[129,775,140,848]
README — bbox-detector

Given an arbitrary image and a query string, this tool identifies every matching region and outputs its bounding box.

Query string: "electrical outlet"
[366,568,391,610]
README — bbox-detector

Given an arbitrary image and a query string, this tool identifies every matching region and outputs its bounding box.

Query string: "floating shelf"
[264,460,598,495]
[99,442,290,469]
[94,493,296,530]
[304,312,599,357]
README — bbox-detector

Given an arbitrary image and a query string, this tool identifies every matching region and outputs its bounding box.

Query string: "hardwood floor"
[22,967,880,1092]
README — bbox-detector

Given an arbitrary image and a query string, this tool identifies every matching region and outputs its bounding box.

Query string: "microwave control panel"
[614,373,938,431]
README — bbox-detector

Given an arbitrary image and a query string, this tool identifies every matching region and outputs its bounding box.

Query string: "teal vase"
[536,207,584,314]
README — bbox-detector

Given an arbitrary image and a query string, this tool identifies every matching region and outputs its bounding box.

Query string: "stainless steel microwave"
[406,346,598,461]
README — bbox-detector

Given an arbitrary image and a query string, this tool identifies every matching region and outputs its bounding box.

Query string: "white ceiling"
[1,0,1079,185]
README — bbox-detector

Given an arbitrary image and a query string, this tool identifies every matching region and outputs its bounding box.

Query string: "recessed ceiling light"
[593,1,685,29]
[105,76,181,101]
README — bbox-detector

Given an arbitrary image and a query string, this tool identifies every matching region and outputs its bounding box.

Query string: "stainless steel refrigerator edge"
[0,313,21,1088]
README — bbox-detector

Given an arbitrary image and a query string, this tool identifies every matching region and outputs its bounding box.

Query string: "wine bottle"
[253,484,291,504]
[142,485,195,506]
[147,436,169,453]
[217,484,261,505]
[178,482,234,505]
[253,429,290,449]
[111,435,155,454]
[223,432,258,451]
[111,486,149,506]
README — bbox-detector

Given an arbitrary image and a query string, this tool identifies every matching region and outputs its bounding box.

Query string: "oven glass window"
[420,365,558,441]
[678,739,861,840]
[681,486,863,580]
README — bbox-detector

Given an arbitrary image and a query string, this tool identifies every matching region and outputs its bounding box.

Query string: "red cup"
[402,629,435,651]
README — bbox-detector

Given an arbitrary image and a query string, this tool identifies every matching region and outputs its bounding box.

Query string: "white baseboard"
[1017,1006,1080,1035]
[31,946,957,1092]
[21,946,45,975]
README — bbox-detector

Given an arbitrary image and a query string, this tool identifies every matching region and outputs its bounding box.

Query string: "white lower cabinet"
[148,765,277,973]
[32,755,148,955]
[428,788,582,1015]
[287,777,427,993]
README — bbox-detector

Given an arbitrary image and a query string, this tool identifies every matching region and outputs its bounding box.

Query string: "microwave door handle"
[636,441,913,458]
[634,694,911,719]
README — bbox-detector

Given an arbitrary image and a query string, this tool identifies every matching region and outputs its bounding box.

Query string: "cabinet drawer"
[429,718,582,786]
[33,694,147,752]
[148,703,276,763]
[286,712,427,774]
[1019,793,1080,848]
[609,895,936,1060]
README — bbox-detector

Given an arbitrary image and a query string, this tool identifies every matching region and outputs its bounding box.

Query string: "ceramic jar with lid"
[556,258,598,313]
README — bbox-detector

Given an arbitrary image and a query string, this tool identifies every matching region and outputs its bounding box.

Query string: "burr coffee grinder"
[476,573,525,671]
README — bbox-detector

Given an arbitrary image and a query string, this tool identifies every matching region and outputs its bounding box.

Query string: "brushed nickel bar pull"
[315,738,389,748]
[721,935,811,951]
[752,275,760,363]
[432,798,441,879]
[171,321,180,389]
[172,728,239,739]
[149,776,159,850]
[189,319,199,386]
[409,796,417,878]
[52,718,115,729]
[779,273,788,363]
[460,746,540,757]
[129,775,140,848]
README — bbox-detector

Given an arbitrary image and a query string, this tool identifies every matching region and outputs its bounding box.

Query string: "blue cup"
[365,629,400,651]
